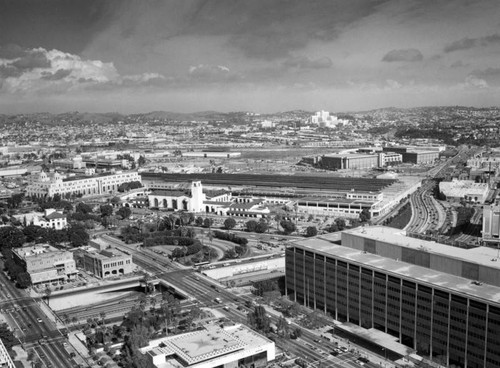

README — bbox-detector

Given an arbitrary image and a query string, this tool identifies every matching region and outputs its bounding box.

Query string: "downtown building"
[285,226,500,368]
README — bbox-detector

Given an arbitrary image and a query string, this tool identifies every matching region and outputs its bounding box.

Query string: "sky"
[1,0,500,114]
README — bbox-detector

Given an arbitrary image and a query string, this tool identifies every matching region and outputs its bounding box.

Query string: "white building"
[26,170,141,198]
[14,209,67,230]
[139,322,275,368]
[439,179,490,204]
[148,181,231,214]
[310,110,348,128]
[0,338,15,368]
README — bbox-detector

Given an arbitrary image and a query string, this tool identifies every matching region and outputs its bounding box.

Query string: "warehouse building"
[286,226,500,368]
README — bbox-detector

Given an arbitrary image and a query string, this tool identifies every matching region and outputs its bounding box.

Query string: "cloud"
[0,44,28,59]
[385,79,402,89]
[83,0,389,62]
[0,45,166,94]
[41,68,72,81]
[444,33,500,52]
[187,64,242,83]
[11,49,51,70]
[464,75,488,89]
[450,60,467,68]
[381,49,423,62]
[471,67,500,79]
[282,56,332,69]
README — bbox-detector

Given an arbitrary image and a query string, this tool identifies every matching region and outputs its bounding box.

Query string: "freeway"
[0,268,78,368]
[156,270,385,368]
[95,233,393,367]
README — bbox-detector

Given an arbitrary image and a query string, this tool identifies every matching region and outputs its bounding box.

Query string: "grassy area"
[385,203,412,229]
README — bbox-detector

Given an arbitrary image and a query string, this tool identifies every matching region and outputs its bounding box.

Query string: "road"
[0,268,79,368]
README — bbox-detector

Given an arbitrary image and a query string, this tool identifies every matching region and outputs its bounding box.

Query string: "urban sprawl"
[2,106,500,368]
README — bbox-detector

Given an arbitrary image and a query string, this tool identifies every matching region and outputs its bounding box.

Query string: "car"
[339,346,348,353]
[313,339,320,343]
[37,318,43,323]
[358,357,370,363]
[330,350,339,356]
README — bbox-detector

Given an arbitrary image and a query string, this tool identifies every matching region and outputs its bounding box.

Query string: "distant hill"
[1,105,498,125]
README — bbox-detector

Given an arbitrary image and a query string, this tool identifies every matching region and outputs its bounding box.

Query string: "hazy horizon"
[1,0,500,114]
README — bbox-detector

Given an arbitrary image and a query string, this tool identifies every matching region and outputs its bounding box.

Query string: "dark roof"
[45,212,66,220]
[141,173,396,193]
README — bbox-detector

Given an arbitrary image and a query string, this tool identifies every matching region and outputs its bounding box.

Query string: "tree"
[137,155,146,167]
[100,204,113,217]
[305,226,318,237]
[16,272,32,289]
[245,220,258,232]
[7,193,24,209]
[76,202,93,214]
[334,218,346,231]
[110,196,121,205]
[255,221,268,234]
[359,208,371,223]
[247,305,271,333]
[203,218,213,228]
[44,286,52,306]
[67,224,89,247]
[0,323,16,350]
[195,216,204,227]
[224,217,236,230]
[0,226,26,249]
[117,206,132,220]
[280,219,296,235]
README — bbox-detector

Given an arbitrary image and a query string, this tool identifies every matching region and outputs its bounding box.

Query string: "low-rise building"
[439,179,490,203]
[139,322,275,368]
[26,170,141,198]
[14,209,67,230]
[12,245,77,285]
[75,246,134,278]
[320,153,379,170]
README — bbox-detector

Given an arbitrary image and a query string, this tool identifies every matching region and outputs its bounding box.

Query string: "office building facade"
[285,227,500,368]
[12,245,77,285]
[26,170,141,198]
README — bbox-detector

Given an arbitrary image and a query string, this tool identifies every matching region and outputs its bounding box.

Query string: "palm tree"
[62,313,70,327]
[99,311,106,327]
[44,286,52,306]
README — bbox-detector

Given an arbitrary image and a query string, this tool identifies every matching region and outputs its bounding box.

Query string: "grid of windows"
[286,246,500,368]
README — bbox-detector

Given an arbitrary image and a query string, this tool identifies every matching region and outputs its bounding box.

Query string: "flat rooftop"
[439,180,489,197]
[344,226,500,268]
[291,230,500,304]
[13,244,63,258]
[141,322,273,367]
[298,196,377,205]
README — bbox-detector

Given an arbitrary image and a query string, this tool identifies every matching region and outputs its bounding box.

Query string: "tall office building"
[285,226,500,368]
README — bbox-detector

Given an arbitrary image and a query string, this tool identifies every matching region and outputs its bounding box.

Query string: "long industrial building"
[285,226,500,368]
[26,170,141,198]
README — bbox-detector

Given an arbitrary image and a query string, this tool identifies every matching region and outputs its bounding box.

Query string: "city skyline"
[1,0,500,114]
